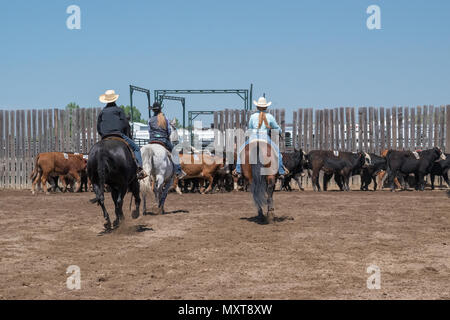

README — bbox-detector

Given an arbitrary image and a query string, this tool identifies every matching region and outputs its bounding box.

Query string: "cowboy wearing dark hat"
[149,101,186,178]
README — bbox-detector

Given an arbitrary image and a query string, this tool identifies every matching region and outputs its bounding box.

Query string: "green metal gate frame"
[154,84,253,128]
[129,85,151,135]
[188,111,215,146]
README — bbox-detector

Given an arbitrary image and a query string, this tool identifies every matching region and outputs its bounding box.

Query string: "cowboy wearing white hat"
[97,89,148,180]
[234,96,288,177]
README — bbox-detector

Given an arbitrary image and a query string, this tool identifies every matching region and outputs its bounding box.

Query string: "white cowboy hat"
[253,96,272,108]
[99,89,119,103]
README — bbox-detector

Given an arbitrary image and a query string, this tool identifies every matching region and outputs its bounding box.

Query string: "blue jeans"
[120,134,143,167]
[236,135,285,175]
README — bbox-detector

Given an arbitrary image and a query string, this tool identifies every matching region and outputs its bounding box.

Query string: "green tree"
[119,105,146,124]
[65,102,80,135]
[65,102,80,111]
[172,117,182,128]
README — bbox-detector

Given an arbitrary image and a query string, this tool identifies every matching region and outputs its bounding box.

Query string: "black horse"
[88,139,141,231]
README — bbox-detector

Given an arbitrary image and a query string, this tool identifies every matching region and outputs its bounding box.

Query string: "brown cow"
[177,153,225,194]
[31,152,87,194]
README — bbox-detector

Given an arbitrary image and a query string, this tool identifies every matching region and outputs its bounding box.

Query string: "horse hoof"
[104,222,112,230]
[131,210,140,219]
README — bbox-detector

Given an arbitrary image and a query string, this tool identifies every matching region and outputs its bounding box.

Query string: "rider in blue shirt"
[235,96,287,177]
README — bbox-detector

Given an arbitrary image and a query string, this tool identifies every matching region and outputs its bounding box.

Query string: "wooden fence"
[0,108,102,189]
[1,105,449,190]
[214,105,450,154]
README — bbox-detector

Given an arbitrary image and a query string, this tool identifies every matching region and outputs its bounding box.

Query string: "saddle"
[149,140,171,152]
[103,136,137,162]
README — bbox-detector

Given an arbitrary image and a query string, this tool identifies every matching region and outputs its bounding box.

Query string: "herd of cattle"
[29,146,449,195]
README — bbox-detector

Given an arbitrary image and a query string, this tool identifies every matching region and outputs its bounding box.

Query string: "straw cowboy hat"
[253,96,272,109]
[99,89,119,103]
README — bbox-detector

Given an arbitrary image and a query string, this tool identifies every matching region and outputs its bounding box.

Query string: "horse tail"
[250,145,267,209]
[139,145,153,194]
[90,155,106,205]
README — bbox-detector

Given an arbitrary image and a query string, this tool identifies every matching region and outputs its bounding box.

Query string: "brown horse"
[239,139,278,223]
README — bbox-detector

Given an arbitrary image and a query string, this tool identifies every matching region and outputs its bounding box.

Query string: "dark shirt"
[97,103,131,138]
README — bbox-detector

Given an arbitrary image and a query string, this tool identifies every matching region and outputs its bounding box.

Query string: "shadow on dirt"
[143,209,189,216]
[240,215,294,225]
[97,223,154,236]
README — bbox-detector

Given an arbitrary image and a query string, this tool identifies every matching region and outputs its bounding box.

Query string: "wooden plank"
[410,108,415,150]
[358,108,363,151]
[47,109,53,152]
[292,111,298,150]
[368,107,374,153]
[323,109,329,150]
[81,108,86,153]
[434,106,439,147]
[416,106,422,148]
[303,109,309,151]
[308,109,313,151]
[440,106,445,149]
[391,107,397,150]
[313,109,318,149]
[428,105,434,148]
[328,109,333,150]
[298,109,303,150]
[422,105,428,149]
[26,110,32,188]
[4,111,10,188]
[380,107,385,152]
[404,107,409,151]
[398,106,403,150]
[10,111,16,188]
[339,107,345,151]
[20,110,26,188]
[32,110,37,156]
[345,108,351,151]
[446,105,450,152]
[42,109,48,153]
[374,108,379,154]
[363,107,369,152]
[386,108,391,150]
[351,108,356,152]
[280,109,286,152]
[333,108,339,150]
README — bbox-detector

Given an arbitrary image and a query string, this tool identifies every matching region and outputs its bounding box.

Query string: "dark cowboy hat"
[150,102,162,111]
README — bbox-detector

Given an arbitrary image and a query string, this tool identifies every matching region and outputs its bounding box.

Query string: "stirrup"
[137,169,148,180]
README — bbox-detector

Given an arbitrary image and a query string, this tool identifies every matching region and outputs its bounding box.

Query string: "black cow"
[280,149,307,191]
[322,152,369,191]
[386,147,446,191]
[430,153,450,190]
[306,150,371,191]
[360,153,387,191]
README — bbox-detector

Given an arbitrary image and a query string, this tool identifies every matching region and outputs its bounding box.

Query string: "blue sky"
[1,0,449,123]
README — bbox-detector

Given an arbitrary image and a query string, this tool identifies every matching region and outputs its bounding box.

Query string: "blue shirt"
[248,111,281,134]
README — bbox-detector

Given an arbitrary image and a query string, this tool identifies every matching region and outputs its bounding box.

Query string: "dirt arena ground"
[0,187,449,300]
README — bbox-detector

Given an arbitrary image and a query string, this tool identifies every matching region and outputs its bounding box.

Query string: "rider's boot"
[175,164,187,179]
[137,167,148,180]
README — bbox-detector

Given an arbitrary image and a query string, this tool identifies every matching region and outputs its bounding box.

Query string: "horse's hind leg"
[158,177,173,214]
[266,176,276,223]
[93,183,111,230]
[111,188,126,228]
[131,180,141,219]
